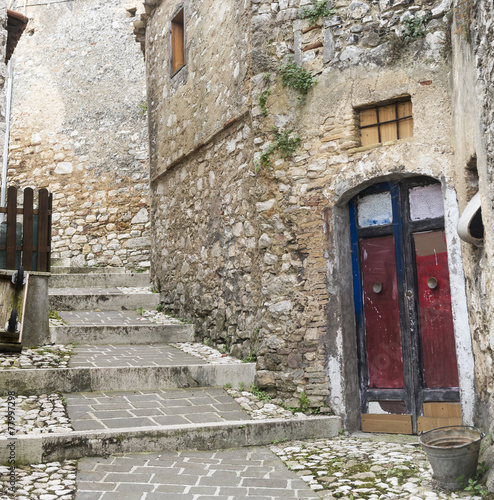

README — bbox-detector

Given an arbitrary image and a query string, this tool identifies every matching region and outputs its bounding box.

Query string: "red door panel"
[413,231,459,388]
[361,236,404,389]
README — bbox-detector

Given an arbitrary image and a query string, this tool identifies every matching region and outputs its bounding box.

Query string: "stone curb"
[50,267,126,275]
[49,291,160,311]
[0,363,256,395]
[50,324,194,344]
[0,416,342,465]
[49,273,152,288]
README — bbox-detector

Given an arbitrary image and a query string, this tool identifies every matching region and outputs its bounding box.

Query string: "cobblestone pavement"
[65,387,252,431]
[170,342,243,365]
[270,435,482,500]
[0,393,73,434]
[0,345,73,370]
[68,344,205,368]
[75,448,320,500]
[0,461,77,499]
[0,437,486,498]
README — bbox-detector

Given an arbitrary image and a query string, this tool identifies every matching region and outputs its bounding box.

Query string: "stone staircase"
[0,267,341,465]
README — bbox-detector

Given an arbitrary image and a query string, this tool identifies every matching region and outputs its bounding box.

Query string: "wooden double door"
[349,178,461,434]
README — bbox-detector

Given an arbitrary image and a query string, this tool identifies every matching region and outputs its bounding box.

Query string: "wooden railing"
[0,186,52,272]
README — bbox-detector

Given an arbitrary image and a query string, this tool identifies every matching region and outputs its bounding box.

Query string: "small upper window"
[171,8,185,74]
[359,98,413,147]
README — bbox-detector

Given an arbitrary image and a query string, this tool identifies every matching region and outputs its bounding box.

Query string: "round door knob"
[372,282,382,293]
[427,277,438,289]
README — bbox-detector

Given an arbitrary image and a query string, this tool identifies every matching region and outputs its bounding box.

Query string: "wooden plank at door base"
[361,414,413,435]
[418,417,462,433]
[423,402,461,418]
[418,402,462,433]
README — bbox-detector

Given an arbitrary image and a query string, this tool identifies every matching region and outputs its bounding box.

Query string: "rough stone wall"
[147,0,462,413]
[450,0,494,487]
[471,0,494,426]
[8,0,149,269]
[0,2,7,169]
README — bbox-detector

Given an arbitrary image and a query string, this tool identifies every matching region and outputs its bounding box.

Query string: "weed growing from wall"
[255,127,301,171]
[402,12,431,43]
[279,56,317,102]
[259,88,271,117]
[387,12,432,62]
[300,0,334,26]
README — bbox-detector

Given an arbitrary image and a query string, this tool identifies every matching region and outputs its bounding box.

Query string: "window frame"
[358,97,413,147]
[171,7,185,76]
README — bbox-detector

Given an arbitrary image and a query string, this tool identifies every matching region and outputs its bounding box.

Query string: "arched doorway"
[349,176,462,434]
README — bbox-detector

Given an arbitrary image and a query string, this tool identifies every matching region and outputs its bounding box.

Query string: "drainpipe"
[0,0,27,222]
[1,58,14,217]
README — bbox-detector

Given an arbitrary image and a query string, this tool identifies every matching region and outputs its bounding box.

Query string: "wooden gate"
[0,186,52,272]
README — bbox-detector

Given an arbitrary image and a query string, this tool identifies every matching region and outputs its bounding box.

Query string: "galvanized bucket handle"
[419,424,485,439]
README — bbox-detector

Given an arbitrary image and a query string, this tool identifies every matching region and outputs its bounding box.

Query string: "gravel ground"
[0,461,76,499]
[170,341,244,364]
[0,345,73,370]
[0,393,73,435]
[270,436,482,499]
[226,387,310,419]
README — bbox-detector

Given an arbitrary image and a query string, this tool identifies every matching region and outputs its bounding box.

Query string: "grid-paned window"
[359,99,413,147]
[171,8,185,74]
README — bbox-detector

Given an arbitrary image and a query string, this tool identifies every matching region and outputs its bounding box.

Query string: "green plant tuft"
[255,127,301,172]
[249,384,272,402]
[402,12,431,43]
[457,462,491,498]
[259,88,271,117]
[138,101,148,115]
[298,391,310,411]
[300,0,334,27]
[279,56,317,100]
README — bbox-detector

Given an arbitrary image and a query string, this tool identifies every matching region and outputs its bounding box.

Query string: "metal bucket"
[419,425,484,490]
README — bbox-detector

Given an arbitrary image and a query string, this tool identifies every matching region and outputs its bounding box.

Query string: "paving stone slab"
[68,344,205,368]
[75,448,322,500]
[65,388,253,431]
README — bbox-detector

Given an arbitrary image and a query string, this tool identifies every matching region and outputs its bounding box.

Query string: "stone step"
[0,385,341,464]
[49,287,160,311]
[49,272,151,288]
[0,344,256,394]
[51,323,193,344]
[50,266,126,275]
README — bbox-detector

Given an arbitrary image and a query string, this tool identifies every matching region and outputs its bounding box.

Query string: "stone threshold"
[0,363,256,395]
[0,416,342,465]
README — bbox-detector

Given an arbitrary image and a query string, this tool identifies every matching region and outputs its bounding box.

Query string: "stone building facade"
[141,0,494,443]
[7,0,150,269]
